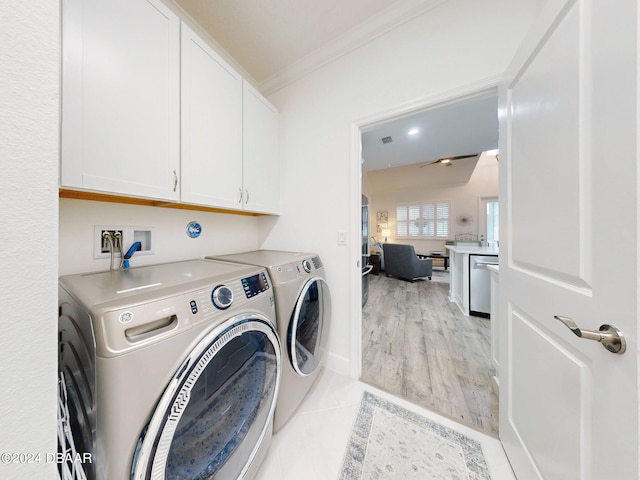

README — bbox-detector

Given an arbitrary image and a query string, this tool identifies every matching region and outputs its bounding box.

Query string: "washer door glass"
[132,315,280,480]
[288,277,331,376]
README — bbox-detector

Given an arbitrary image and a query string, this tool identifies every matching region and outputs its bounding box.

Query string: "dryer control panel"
[268,256,323,284]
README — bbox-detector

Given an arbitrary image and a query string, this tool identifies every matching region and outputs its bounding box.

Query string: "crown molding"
[258,0,448,96]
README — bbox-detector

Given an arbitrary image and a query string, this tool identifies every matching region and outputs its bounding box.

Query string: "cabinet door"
[181,24,243,209]
[61,0,180,201]
[242,81,280,214]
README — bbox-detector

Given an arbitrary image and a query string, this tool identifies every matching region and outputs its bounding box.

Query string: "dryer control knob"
[302,259,312,273]
[211,285,233,309]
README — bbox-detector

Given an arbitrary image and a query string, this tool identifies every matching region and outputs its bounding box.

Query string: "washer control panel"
[186,269,273,325]
[211,285,234,309]
[241,272,270,298]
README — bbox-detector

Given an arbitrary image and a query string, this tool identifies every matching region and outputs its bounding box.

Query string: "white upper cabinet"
[181,26,279,214]
[61,0,180,201]
[242,81,280,214]
[180,24,243,209]
[61,1,279,214]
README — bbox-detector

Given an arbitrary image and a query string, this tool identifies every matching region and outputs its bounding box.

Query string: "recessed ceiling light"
[408,128,420,136]
[440,158,451,164]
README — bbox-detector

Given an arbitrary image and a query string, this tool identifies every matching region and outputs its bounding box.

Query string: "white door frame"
[348,78,501,380]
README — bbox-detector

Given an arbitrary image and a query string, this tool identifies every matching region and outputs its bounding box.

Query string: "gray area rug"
[430,269,450,284]
[340,392,490,480]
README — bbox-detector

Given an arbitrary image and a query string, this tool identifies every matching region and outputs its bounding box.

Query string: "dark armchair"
[382,243,432,281]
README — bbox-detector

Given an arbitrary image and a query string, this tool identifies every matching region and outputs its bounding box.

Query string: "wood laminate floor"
[361,272,499,437]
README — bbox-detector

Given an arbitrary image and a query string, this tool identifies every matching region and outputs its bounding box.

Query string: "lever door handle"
[361,265,373,277]
[554,315,626,354]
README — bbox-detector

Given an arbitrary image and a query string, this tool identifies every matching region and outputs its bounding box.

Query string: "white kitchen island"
[445,244,499,316]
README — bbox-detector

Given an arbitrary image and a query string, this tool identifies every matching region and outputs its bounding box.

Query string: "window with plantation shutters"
[396,201,450,239]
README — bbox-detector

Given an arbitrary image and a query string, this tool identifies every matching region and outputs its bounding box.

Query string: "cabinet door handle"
[245,189,249,204]
[238,187,243,204]
[554,315,626,354]
[173,170,178,192]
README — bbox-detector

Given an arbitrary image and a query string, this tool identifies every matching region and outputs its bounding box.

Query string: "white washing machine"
[207,250,331,432]
[58,259,281,480]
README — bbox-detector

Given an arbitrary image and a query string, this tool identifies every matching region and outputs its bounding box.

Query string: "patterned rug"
[340,392,490,480]
[430,269,450,284]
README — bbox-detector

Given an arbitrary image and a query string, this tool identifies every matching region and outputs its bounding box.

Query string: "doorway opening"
[357,89,500,437]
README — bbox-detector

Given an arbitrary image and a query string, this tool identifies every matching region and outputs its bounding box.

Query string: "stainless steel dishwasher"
[469,254,499,317]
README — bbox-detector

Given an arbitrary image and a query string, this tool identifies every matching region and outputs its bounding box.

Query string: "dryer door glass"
[132,316,280,480]
[289,277,332,375]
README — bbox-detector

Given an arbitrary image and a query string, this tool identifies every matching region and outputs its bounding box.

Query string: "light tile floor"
[255,367,516,480]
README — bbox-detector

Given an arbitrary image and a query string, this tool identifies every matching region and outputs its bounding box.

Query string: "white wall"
[369,152,499,253]
[0,2,59,478]
[59,199,261,275]
[263,0,538,375]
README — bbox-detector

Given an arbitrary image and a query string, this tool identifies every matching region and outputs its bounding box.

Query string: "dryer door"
[288,277,332,376]
[131,314,280,480]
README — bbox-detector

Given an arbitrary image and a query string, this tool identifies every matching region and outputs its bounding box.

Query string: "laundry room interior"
[13,0,624,479]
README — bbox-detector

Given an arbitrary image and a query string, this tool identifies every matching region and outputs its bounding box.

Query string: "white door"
[498,1,638,479]
[478,195,499,249]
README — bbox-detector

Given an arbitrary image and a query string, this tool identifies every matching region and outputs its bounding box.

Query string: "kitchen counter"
[445,245,500,255]
[445,245,498,316]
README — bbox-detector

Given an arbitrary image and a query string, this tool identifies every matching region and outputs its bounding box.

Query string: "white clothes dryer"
[58,259,280,480]
[207,250,331,432]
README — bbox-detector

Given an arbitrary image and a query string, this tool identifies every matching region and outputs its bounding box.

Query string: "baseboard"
[324,351,351,377]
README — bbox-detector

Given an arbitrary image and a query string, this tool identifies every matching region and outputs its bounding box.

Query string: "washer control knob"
[302,259,312,273]
[211,285,233,309]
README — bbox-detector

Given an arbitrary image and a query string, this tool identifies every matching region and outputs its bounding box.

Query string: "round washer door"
[131,313,281,480]
[288,277,331,376]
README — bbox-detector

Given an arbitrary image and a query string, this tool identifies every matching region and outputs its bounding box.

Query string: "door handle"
[554,315,626,354]
[473,261,499,269]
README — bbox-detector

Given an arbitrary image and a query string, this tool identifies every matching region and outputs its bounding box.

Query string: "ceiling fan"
[419,153,479,167]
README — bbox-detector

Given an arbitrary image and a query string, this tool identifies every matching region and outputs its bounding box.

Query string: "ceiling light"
[440,158,451,164]
[407,128,420,136]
